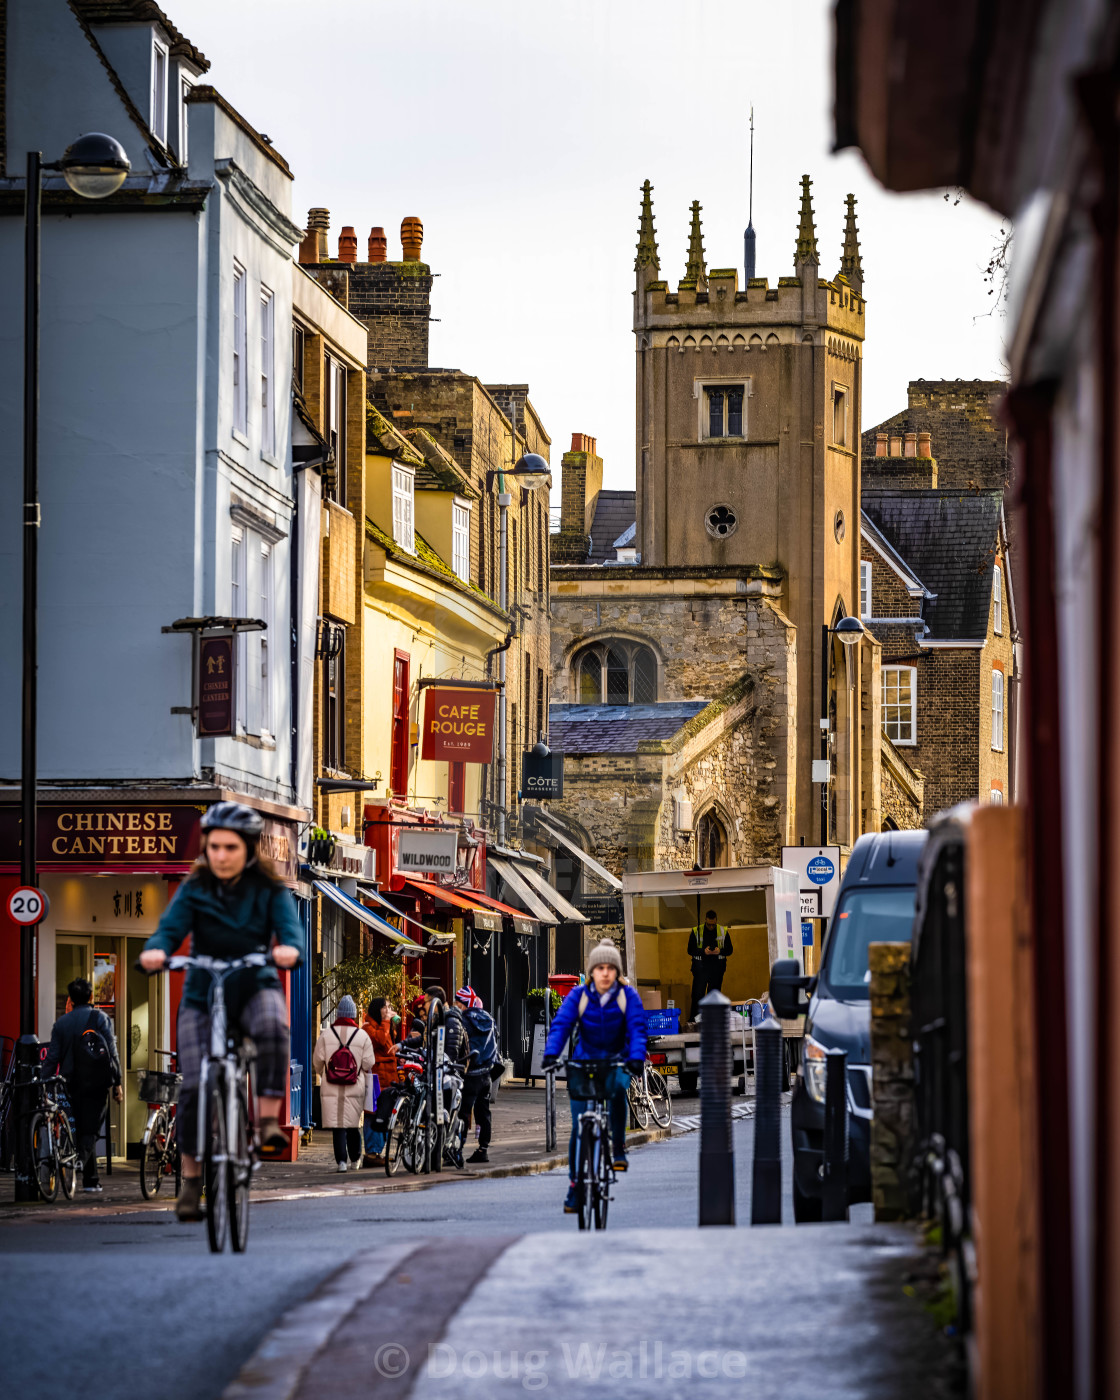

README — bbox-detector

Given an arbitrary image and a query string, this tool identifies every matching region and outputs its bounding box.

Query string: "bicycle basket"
[566,1061,623,1102]
[139,1070,181,1105]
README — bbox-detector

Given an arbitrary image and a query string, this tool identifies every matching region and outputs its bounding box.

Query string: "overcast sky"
[176,0,1007,494]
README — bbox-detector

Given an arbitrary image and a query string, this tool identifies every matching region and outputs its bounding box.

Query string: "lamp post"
[819,615,864,845]
[19,134,129,1030]
[487,452,551,845]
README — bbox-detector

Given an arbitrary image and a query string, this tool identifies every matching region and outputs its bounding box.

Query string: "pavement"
[0,1103,962,1400]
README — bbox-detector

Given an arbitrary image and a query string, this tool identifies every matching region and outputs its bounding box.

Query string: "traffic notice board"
[6,886,49,925]
[781,845,841,919]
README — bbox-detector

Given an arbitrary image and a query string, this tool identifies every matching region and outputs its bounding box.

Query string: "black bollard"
[13,1035,40,1202]
[698,989,734,1225]
[750,1016,782,1224]
[821,1047,849,1221]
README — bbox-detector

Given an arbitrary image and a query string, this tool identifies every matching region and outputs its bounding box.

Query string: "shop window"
[573,641,658,706]
[391,651,409,794]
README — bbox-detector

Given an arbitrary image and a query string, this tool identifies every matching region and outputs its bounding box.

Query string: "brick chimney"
[551,434,604,564]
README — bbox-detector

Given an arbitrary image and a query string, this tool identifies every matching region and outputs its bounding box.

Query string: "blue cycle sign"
[782,845,842,919]
[806,855,834,885]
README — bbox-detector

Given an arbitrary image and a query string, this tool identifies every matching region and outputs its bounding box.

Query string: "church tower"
[633,178,869,846]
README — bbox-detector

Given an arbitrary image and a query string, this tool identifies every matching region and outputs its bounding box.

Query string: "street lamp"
[819,615,864,844]
[19,134,130,1033]
[486,453,552,844]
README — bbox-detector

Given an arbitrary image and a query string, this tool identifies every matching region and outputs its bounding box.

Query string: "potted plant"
[307,825,335,868]
[527,987,562,1023]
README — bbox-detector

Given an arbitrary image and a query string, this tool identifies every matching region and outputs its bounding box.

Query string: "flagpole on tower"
[744,106,757,282]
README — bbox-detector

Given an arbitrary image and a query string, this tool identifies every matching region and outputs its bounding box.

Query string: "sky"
[175,0,1007,496]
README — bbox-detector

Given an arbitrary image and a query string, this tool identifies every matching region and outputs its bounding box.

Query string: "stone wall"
[881,741,924,829]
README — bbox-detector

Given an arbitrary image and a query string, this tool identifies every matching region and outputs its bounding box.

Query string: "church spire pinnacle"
[793,174,818,269]
[838,193,863,294]
[635,179,660,274]
[684,199,706,284]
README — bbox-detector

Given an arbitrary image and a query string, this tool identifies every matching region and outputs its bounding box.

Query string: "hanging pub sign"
[421,687,496,763]
[198,634,235,737]
[397,828,458,875]
[522,749,564,799]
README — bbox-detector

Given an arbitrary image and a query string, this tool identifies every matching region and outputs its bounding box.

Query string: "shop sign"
[0,803,205,870]
[522,749,564,799]
[328,838,375,881]
[421,687,496,763]
[259,817,300,885]
[398,828,458,874]
[198,634,235,737]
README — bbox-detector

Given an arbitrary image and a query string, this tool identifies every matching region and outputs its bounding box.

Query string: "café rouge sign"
[421,687,496,764]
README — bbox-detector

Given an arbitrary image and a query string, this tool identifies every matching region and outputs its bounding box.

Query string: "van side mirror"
[769,960,814,1019]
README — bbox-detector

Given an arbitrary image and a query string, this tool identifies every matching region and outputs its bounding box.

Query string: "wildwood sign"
[421,687,496,763]
[0,804,205,870]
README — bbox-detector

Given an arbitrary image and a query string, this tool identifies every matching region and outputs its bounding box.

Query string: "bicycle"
[383,1049,425,1177]
[139,1050,182,1201]
[627,1059,673,1131]
[143,953,272,1253]
[563,1057,628,1231]
[29,1074,80,1202]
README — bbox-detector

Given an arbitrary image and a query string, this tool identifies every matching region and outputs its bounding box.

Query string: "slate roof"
[549,701,708,755]
[587,491,636,564]
[861,489,1003,640]
[71,1,211,71]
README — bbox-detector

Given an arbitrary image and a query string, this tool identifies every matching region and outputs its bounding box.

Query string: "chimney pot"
[570,433,584,453]
[903,431,917,457]
[875,432,887,457]
[401,215,424,262]
[889,435,903,456]
[338,226,358,264]
[307,207,330,261]
[368,226,387,263]
[917,430,932,457]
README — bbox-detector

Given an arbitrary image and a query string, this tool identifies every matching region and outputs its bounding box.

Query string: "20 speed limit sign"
[6,887,49,925]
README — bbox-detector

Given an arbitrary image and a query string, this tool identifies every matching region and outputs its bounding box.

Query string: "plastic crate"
[645,1008,681,1036]
[138,1070,181,1105]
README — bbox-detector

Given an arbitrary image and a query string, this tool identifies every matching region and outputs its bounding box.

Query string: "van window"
[820,887,916,999]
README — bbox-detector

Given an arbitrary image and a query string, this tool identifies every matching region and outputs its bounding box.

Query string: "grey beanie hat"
[587,941,622,977]
[337,995,357,1020]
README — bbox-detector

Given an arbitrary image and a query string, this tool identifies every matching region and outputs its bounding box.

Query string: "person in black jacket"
[42,978,123,1193]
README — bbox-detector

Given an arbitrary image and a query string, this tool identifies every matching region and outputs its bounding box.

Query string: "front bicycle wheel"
[647,1069,673,1128]
[29,1113,58,1202]
[172,1117,182,1197]
[228,1081,251,1254]
[384,1098,412,1177]
[576,1120,598,1231]
[595,1136,611,1231]
[628,1080,650,1130]
[141,1109,168,1199]
[204,1073,229,1253]
[53,1110,77,1200]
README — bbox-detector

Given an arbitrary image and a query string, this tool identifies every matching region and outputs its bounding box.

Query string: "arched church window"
[572,641,658,706]
[696,810,727,868]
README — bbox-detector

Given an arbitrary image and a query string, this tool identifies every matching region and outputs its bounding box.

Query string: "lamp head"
[509,453,551,491]
[530,740,551,757]
[60,133,130,199]
[833,615,864,646]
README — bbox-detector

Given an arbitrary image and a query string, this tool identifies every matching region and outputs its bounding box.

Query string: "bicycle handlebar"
[135,952,283,974]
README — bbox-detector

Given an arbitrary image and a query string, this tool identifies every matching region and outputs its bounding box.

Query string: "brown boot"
[176,1176,204,1222]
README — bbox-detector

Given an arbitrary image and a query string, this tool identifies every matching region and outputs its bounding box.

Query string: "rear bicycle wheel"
[647,1070,673,1128]
[171,1117,182,1197]
[141,1109,168,1199]
[576,1120,597,1231]
[53,1111,77,1200]
[384,1098,412,1177]
[628,1079,650,1130]
[403,1097,425,1174]
[228,1081,251,1254]
[204,1073,229,1253]
[29,1113,58,1202]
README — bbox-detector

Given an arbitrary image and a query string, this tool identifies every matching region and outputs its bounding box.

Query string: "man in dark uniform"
[688,909,733,1021]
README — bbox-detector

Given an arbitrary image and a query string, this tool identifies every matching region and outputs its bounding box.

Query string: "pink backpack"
[325,1027,360,1085]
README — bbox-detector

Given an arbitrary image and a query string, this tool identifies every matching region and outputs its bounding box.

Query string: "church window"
[727,390,744,437]
[882,665,916,746]
[706,504,738,539]
[696,810,728,868]
[702,384,746,439]
[572,641,658,706]
[708,389,725,438]
[832,385,849,446]
[860,561,872,619]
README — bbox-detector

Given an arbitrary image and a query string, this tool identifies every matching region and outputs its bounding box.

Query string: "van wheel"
[793,1177,823,1223]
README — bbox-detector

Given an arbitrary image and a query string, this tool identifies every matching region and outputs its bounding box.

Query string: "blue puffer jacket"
[544,981,648,1063]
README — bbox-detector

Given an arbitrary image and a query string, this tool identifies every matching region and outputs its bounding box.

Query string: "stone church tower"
[632,178,871,846]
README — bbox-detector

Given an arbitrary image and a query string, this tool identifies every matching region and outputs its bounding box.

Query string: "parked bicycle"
[139,1049,182,1201]
[29,1074,80,1202]
[383,1047,426,1176]
[564,1057,627,1231]
[0,1037,17,1172]
[141,953,269,1252]
[627,1058,673,1131]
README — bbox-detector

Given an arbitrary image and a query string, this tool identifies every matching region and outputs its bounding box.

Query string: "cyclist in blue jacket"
[541,942,647,1213]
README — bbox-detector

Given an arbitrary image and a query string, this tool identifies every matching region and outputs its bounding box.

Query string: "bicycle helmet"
[200,801,264,842]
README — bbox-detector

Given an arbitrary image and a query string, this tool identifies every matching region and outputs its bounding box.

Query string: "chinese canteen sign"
[0,803,204,871]
[198,634,235,737]
[421,687,496,763]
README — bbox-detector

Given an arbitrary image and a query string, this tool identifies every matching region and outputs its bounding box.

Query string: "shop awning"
[531,816,623,892]
[489,857,558,924]
[510,862,588,924]
[400,877,503,933]
[360,883,457,948]
[467,889,539,937]
[312,879,424,954]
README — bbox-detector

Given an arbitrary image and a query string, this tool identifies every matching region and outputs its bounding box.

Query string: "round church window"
[706,504,738,539]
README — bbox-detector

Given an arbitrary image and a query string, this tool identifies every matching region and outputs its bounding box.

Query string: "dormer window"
[178,73,193,163]
[452,500,471,582]
[151,37,169,145]
[703,384,745,439]
[392,465,415,554]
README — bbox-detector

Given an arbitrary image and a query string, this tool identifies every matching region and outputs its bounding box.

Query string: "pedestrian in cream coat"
[313,995,375,1170]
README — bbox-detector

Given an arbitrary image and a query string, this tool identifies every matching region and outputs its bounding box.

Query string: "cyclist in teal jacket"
[140,803,302,1221]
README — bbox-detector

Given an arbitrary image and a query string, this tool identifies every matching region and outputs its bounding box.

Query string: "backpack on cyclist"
[463,1007,501,1080]
[325,1027,361,1085]
[72,1007,116,1093]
